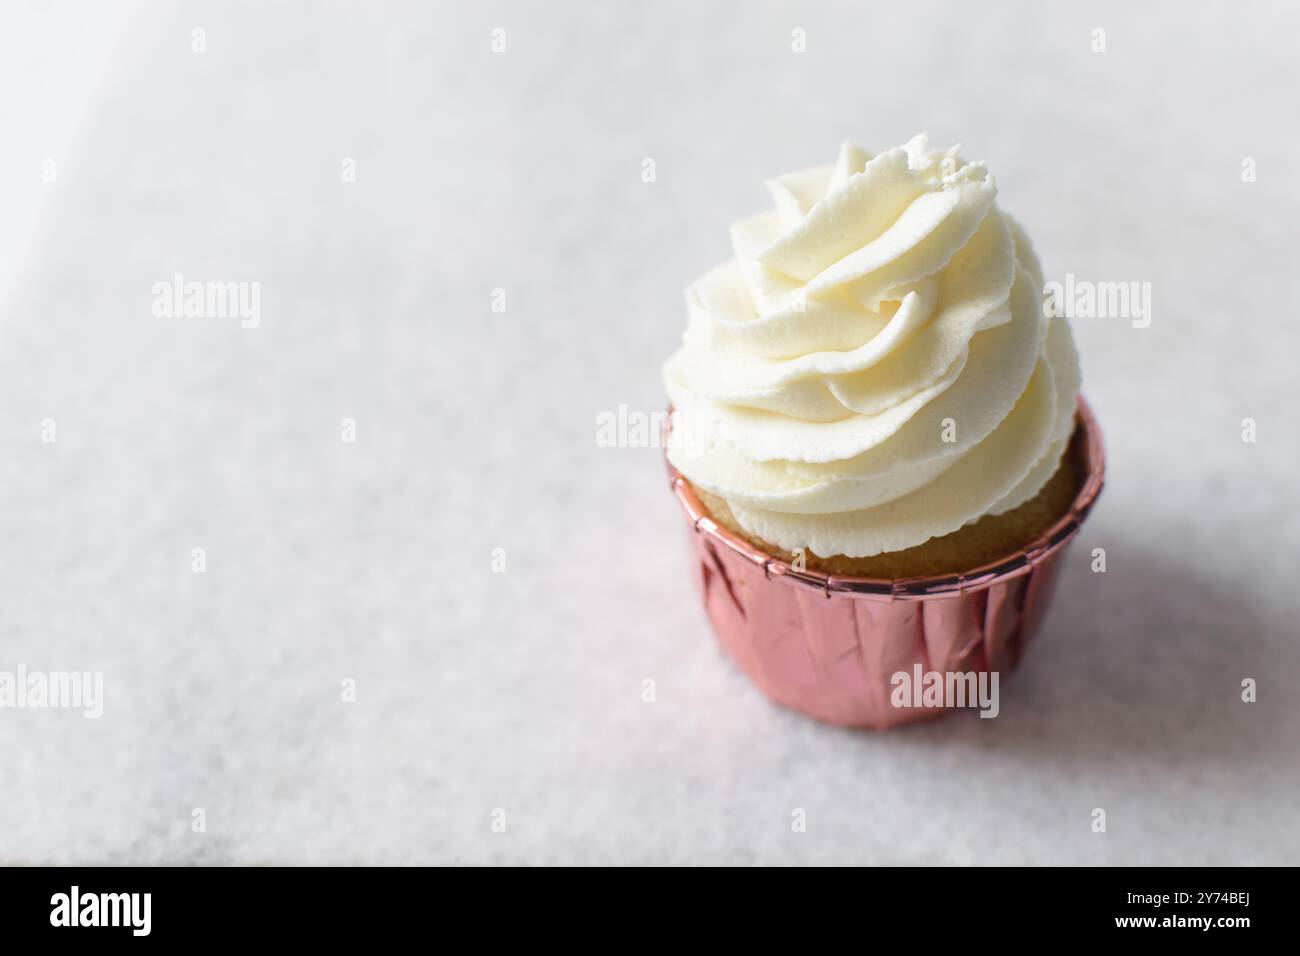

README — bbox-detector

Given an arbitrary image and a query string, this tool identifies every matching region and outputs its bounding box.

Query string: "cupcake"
[663,136,1104,728]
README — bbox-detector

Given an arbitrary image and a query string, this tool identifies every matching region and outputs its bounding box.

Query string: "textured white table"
[1,0,1296,865]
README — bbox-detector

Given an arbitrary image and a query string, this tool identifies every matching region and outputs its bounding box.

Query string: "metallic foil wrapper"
[667,398,1105,728]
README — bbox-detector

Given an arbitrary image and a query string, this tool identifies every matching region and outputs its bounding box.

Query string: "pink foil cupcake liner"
[666,397,1105,729]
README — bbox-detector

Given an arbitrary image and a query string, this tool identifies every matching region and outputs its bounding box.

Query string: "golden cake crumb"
[693,422,1086,579]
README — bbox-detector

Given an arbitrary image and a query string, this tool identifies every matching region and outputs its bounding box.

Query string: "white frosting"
[664,136,1081,558]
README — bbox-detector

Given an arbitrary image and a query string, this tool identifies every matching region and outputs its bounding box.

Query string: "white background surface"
[1,0,1297,865]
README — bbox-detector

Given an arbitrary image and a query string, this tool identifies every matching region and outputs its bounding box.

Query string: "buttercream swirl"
[663,135,1080,558]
